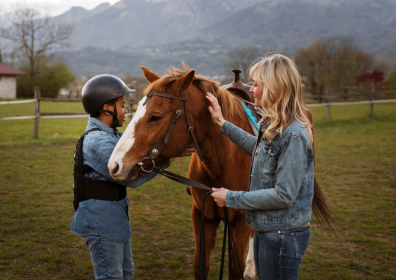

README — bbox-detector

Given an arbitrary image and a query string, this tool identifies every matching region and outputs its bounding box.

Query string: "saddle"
[221,69,263,135]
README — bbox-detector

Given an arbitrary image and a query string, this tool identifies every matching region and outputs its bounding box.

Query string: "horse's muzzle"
[108,160,138,181]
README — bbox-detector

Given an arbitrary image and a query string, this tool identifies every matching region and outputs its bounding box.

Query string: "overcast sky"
[0,0,120,16]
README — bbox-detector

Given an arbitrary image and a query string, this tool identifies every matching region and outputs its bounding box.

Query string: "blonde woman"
[206,53,314,279]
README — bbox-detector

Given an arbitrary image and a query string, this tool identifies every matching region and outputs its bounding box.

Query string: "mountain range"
[56,0,264,49]
[51,0,396,76]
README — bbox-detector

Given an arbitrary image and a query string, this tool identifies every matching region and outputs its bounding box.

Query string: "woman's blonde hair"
[249,53,313,143]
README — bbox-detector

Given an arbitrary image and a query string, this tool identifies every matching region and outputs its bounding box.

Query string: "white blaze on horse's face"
[108,96,147,180]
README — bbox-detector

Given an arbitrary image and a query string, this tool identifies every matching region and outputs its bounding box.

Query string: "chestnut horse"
[108,64,333,279]
[108,65,256,279]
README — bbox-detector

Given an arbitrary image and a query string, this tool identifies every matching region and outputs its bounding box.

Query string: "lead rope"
[223,207,245,280]
[151,165,244,280]
[199,191,212,280]
[198,191,244,280]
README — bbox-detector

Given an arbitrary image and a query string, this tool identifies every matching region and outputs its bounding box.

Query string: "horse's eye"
[148,115,162,123]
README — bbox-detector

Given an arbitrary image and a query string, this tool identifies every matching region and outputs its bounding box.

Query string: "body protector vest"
[73,128,127,211]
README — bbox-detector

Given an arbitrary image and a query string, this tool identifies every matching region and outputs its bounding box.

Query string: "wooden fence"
[0,86,139,137]
[1,86,396,137]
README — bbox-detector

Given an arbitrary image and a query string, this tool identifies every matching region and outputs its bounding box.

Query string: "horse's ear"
[141,66,160,83]
[176,70,195,94]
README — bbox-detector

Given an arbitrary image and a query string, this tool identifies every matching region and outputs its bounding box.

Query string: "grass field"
[0,100,395,279]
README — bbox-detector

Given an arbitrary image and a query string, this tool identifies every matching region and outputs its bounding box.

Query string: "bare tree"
[0,4,73,85]
[223,46,262,82]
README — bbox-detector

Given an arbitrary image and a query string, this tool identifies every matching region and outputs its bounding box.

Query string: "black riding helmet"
[82,74,135,134]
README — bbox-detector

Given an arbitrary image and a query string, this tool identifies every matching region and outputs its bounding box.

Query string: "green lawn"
[0,101,395,279]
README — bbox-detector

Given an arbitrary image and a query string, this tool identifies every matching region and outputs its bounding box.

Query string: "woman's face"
[250,79,264,107]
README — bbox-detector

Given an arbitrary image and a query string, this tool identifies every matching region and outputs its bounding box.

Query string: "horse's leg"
[244,233,256,280]
[229,213,251,280]
[192,205,221,280]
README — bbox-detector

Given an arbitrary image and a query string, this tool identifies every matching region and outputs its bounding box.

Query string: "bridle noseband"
[137,91,203,172]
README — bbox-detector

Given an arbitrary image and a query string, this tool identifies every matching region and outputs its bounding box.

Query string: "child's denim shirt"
[220,118,314,231]
[71,117,169,241]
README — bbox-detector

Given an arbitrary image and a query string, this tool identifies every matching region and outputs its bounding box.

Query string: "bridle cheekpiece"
[137,91,203,172]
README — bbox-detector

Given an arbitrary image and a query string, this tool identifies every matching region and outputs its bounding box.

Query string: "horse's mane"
[145,62,245,120]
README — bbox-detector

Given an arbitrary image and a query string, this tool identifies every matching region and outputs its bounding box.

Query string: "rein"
[150,165,244,280]
[138,91,244,280]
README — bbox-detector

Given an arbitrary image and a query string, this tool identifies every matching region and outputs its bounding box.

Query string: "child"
[71,74,169,280]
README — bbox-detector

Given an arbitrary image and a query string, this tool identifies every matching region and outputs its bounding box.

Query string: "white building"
[0,63,25,99]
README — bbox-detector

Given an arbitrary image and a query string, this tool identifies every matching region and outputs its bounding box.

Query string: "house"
[0,63,25,99]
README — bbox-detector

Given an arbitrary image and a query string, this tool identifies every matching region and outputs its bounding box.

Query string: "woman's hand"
[206,92,225,128]
[211,187,229,207]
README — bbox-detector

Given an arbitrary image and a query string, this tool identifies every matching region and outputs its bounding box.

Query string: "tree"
[0,4,74,96]
[17,56,75,98]
[354,69,388,96]
[388,68,396,91]
[295,37,374,101]
[223,46,262,82]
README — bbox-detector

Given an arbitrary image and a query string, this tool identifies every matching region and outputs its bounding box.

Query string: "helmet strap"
[99,103,119,136]
[111,104,119,136]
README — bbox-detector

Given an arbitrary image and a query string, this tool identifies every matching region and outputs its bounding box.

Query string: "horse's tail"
[305,108,336,231]
[312,177,336,231]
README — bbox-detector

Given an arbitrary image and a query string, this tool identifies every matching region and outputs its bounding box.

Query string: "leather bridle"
[137,91,203,172]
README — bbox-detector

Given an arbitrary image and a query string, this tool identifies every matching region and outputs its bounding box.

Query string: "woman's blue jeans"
[84,235,134,280]
[254,226,310,280]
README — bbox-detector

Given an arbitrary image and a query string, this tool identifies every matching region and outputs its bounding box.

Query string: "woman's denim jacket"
[220,118,314,231]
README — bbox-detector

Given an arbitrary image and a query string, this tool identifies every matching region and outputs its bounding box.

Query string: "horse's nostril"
[112,162,120,176]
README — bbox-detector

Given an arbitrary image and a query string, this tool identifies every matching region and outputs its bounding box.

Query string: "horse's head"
[108,66,196,181]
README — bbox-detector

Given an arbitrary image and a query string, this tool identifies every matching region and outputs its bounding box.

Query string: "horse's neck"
[192,99,252,178]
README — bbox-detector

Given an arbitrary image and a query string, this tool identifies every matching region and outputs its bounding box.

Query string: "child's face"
[116,96,128,127]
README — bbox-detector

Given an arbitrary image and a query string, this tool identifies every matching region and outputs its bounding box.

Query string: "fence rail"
[0,99,36,105]
[1,87,396,137]
[39,97,82,102]
[307,99,396,106]
[0,87,138,137]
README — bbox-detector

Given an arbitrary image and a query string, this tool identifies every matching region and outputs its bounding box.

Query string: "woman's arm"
[226,134,309,210]
[220,121,257,156]
[206,92,257,155]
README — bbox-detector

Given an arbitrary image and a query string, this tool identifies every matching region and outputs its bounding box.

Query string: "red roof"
[0,63,25,76]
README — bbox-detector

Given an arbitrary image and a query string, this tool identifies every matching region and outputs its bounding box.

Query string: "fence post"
[369,98,374,116]
[369,83,375,116]
[344,84,348,100]
[327,103,332,119]
[33,86,40,137]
